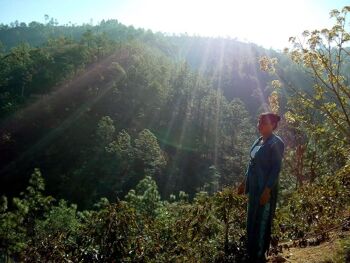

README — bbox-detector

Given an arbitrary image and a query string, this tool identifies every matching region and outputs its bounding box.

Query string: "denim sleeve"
[266,141,285,189]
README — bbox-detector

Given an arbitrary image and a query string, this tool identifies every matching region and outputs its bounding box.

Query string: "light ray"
[0,50,126,176]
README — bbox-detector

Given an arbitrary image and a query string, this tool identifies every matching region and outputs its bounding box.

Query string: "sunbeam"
[0,50,128,176]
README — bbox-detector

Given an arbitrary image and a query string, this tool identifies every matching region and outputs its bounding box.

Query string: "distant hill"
[0,19,310,208]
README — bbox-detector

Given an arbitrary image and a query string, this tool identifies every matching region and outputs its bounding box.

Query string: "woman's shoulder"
[274,134,284,145]
[268,133,285,147]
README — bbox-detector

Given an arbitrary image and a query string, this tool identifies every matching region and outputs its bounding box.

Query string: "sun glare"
[116,0,330,49]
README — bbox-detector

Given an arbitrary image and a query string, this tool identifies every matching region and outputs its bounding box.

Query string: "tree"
[134,129,166,177]
[284,6,350,142]
[96,116,115,146]
[0,168,54,259]
[259,5,350,185]
[124,175,162,218]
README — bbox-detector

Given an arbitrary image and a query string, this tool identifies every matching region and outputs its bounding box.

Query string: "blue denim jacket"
[244,133,285,195]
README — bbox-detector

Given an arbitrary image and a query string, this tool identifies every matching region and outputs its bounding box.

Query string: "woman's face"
[257,117,274,135]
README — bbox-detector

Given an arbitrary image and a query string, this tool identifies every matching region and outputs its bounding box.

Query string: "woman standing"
[237,112,285,262]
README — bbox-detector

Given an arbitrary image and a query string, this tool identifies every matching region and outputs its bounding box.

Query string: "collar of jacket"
[258,132,276,145]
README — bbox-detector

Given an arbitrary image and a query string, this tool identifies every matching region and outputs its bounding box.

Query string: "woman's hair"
[259,112,281,130]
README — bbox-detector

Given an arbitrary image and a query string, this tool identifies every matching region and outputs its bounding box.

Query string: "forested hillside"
[0,6,349,263]
[0,16,309,207]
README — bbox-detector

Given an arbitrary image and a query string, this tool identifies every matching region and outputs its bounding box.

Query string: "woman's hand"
[237,180,245,195]
[259,187,271,205]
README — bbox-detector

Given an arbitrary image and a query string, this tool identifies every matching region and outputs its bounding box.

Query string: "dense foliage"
[1,169,249,262]
[1,161,349,262]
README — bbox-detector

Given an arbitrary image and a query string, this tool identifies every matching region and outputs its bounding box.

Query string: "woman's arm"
[266,141,285,189]
[260,141,284,205]
[237,177,246,195]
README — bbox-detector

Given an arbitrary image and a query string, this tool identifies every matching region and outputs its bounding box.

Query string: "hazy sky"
[0,0,348,49]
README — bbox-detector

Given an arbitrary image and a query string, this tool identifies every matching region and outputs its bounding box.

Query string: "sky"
[0,0,348,49]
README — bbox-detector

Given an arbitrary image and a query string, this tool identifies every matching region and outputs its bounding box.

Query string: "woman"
[237,112,285,262]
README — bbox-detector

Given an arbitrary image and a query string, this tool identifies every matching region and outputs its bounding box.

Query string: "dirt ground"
[267,230,350,263]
